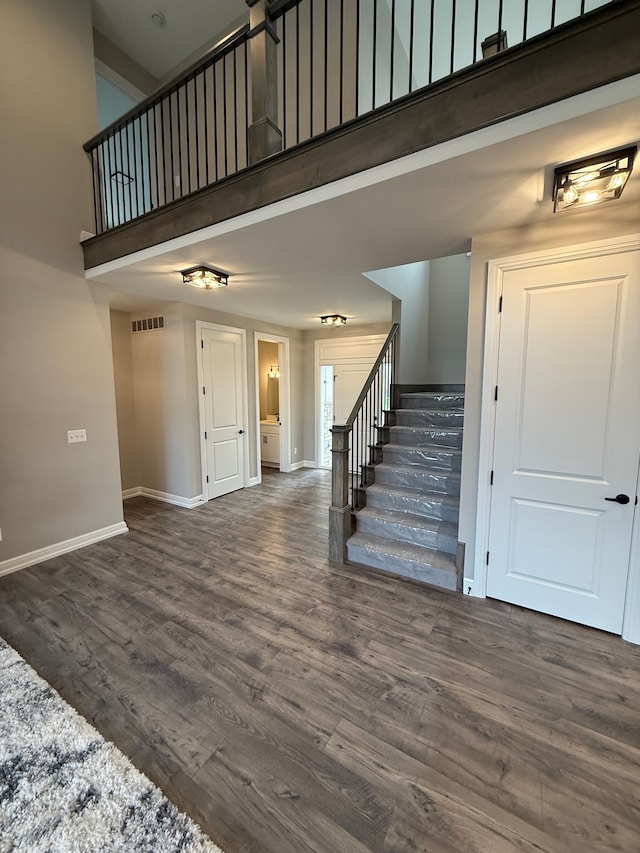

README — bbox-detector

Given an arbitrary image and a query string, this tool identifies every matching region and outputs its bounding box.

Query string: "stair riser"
[357,515,457,554]
[365,491,459,524]
[396,410,464,428]
[346,541,458,590]
[400,394,465,410]
[383,447,461,471]
[375,468,461,495]
[390,427,462,449]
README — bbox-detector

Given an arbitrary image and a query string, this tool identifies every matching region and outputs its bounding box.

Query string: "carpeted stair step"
[395,408,464,428]
[374,463,461,495]
[382,443,462,472]
[356,507,458,554]
[365,483,460,524]
[389,425,463,449]
[400,392,465,410]
[346,532,458,590]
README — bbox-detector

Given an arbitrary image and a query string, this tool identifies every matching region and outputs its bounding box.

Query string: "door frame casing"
[314,334,387,468]
[196,321,249,501]
[473,233,640,643]
[253,332,292,480]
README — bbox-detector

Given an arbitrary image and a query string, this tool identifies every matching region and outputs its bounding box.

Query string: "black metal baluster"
[523,0,529,41]
[473,0,480,61]
[409,0,415,92]
[223,54,229,176]
[108,132,117,227]
[159,99,167,206]
[355,0,360,114]
[580,0,586,14]
[339,0,344,123]
[310,0,314,136]
[324,0,328,131]
[212,60,219,181]
[450,0,456,74]
[233,51,239,171]
[89,147,98,233]
[283,13,288,147]
[497,0,503,49]
[168,92,175,201]
[177,86,184,194]
[244,40,249,167]
[390,0,396,102]
[117,125,126,221]
[372,0,377,108]
[203,65,210,186]
[428,0,435,83]
[126,123,135,220]
[185,80,192,193]
[194,74,201,190]
[297,4,302,143]
[551,0,557,28]
[135,115,143,216]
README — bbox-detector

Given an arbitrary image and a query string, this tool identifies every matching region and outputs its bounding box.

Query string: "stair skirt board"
[348,390,465,594]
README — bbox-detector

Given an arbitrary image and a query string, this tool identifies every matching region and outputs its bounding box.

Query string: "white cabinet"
[260,421,280,466]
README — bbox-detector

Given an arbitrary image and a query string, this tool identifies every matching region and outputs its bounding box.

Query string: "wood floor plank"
[1,468,639,852]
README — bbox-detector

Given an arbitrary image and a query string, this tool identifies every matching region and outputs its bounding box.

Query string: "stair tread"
[390,424,463,434]
[376,462,461,480]
[366,483,460,505]
[357,506,458,537]
[348,532,457,570]
[383,443,462,456]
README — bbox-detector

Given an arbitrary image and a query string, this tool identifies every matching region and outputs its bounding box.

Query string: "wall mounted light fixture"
[268,365,280,378]
[181,265,228,289]
[320,314,347,326]
[553,146,636,212]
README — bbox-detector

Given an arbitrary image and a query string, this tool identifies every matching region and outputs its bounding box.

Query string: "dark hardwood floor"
[1,468,639,852]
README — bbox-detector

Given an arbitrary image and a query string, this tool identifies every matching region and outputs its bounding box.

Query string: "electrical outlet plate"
[67,429,87,444]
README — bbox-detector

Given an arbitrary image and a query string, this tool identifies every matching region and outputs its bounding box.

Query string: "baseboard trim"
[0,522,129,578]
[122,487,204,509]
[248,476,260,487]
[303,460,318,468]
[288,461,305,471]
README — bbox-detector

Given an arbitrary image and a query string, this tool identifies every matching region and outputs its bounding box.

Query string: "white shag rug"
[0,637,224,852]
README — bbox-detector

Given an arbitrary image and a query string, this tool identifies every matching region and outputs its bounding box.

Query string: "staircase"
[346,391,464,591]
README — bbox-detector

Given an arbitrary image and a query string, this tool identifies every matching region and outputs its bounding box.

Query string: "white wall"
[0,0,125,564]
[459,202,640,581]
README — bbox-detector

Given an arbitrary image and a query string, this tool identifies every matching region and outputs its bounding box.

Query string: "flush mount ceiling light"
[181,266,228,289]
[553,146,636,212]
[151,11,166,26]
[320,314,347,326]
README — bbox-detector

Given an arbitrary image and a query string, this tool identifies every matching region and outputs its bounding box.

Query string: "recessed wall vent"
[131,316,165,333]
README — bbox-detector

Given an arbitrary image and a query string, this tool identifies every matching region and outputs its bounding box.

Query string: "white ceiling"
[90,0,247,80]
[88,76,640,329]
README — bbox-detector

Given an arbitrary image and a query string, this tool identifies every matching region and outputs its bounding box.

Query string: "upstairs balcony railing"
[84,0,611,236]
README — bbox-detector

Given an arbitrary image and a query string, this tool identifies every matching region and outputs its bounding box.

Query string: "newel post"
[329,425,352,564]
[246,0,283,163]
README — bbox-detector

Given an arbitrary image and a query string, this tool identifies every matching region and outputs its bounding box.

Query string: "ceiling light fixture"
[151,11,166,26]
[553,146,636,212]
[320,314,347,326]
[181,266,228,289]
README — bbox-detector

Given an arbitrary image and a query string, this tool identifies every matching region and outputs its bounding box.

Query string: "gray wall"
[111,302,304,500]
[0,0,125,562]
[427,254,470,384]
[459,202,640,581]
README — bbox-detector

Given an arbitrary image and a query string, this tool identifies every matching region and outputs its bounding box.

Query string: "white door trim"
[196,321,249,500]
[254,332,292,480]
[473,233,640,643]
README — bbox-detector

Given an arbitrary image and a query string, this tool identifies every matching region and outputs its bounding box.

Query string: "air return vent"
[131,316,165,333]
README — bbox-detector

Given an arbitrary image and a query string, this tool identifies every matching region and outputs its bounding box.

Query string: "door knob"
[604,493,630,504]
[238,429,244,434]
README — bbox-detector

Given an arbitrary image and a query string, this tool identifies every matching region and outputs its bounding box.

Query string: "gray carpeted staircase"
[346,391,464,591]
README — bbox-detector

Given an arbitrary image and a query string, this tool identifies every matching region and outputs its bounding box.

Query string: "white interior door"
[201,326,246,499]
[487,249,640,633]
[333,365,371,424]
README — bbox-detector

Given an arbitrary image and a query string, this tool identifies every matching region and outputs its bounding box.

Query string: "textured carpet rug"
[0,637,223,852]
